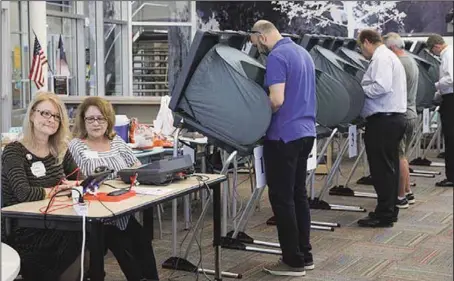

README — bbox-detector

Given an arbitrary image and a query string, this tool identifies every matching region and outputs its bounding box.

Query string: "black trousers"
[365,113,406,220]
[264,137,314,268]
[105,217,159,281]
[440,94,454,182]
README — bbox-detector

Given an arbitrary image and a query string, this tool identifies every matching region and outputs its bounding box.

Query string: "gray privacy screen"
[315,69,350,127]
[256,43,351,128]
[418,49,440,84]
[337,47,369,70]
[407,52,438,110]
[178,44,272,146]
[310,45,365,124]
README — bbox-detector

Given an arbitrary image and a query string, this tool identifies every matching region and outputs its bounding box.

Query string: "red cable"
[42,167,82,214]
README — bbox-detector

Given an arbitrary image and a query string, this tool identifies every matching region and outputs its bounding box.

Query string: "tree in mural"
[196,2,290,32]
[273,1,407,37]
[197,10,221,30]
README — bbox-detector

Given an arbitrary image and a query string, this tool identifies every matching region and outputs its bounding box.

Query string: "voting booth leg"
[171,128,181,256]
[162,152,242,279]
[410,125,445,169]
[223,177,339,255]
[410,107,445,169]
[221,186,289,254]
[330,145,377,198]
[310,137,367,212]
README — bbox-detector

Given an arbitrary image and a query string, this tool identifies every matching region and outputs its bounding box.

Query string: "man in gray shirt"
[383,32,419,209]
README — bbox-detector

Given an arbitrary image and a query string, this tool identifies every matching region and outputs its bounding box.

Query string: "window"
[10,1,30,114]
[46,1,77,14]
[103,1,128,96]
[131,1,197,97]
[47,15,78,95]
[46,1,85,96]
[132,1,190,22]
[132,26,191,96]
[103,1,122,21]
[104,23,123,95]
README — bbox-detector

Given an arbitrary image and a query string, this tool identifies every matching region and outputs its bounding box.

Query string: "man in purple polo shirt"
[249,20,317,277]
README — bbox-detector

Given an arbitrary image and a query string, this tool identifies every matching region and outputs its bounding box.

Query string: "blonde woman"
[1,92,82,281]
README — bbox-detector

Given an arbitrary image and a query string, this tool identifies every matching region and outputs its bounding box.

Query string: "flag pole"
[58,35,61,76]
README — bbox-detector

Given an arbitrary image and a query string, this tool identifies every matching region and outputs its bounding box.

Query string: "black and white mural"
[168,1,452,93]
[196,1,454,37]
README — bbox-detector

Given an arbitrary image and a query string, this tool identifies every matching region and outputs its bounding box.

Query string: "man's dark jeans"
[264,136,314,268]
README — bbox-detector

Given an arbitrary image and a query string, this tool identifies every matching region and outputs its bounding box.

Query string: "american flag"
[29,35,48,89]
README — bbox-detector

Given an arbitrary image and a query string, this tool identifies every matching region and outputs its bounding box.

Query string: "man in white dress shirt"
[357,29,407,227]
[426,34,454,187]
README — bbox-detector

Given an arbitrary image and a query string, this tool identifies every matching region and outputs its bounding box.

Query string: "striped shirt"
[2,141,79,207]
[68,135,140,230]
[1,142,82,279]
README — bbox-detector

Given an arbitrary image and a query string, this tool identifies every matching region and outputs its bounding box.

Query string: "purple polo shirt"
[265,37,317,142]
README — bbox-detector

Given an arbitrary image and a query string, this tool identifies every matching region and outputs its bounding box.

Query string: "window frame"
[102,1,130,97]
[46,1,85,96]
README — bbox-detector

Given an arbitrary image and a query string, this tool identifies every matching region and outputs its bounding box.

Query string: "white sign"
[253,146,267,188]
[423,108,430,134]
[182,145,195,164]
[307,138,317,171]
[348,125,358,158]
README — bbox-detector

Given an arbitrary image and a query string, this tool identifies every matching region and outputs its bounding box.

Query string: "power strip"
[72,186,88,216]
[73,203,88,216]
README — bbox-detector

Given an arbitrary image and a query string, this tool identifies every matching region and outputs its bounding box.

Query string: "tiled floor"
[105,153,453,281]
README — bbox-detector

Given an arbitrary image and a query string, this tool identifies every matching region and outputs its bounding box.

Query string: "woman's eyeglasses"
[33,109,61,122]
[85,116,107,124]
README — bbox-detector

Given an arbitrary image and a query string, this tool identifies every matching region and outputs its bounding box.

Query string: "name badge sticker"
[84,151,99,159]
[31,161,46,178]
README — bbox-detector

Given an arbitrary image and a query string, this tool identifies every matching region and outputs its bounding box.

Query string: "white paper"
[348,125,358,158]
[423,108,430,134]
[307,138,317,171]
[134,187,175,196]
[253,146,267,188]
[183,145,195,164]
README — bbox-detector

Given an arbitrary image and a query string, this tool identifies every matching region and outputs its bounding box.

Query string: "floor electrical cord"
[80,214,86,281]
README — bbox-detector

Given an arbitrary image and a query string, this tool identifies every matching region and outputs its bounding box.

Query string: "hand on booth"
[433,91,442,105]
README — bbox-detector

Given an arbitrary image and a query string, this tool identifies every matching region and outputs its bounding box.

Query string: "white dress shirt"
[361,44,407,118]
[435,45,453,94]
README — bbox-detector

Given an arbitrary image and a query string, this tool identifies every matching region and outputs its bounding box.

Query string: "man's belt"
[367,112,405,120]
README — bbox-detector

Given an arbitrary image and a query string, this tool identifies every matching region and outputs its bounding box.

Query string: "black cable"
[97,199,116,219]
[167,176,213,281]
[196,181,214,281]
[167,176,206,281]
[103,183,122,189]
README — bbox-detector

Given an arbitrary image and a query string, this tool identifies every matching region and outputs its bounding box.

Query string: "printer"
[118,154,195,185]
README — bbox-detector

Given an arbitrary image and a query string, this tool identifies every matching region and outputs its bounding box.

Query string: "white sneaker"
[263,259,306,277]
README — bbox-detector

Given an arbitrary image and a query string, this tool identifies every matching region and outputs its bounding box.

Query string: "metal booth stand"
[162,126,242,279]
[219,135,341,258]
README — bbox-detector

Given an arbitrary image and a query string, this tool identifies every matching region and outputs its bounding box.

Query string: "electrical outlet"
[72,186,84,204]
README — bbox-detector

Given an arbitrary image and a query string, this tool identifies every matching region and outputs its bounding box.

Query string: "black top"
[1,141,79,207]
